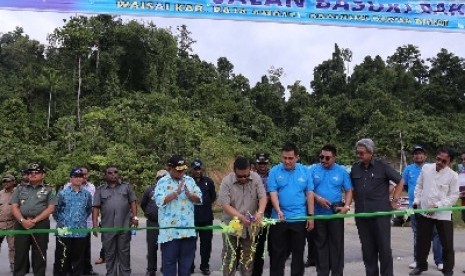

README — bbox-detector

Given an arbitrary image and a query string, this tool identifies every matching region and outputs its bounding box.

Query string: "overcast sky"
[1,10,465,92]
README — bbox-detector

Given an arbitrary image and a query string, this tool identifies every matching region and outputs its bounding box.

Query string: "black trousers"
[146,219,159,272]
[53,236,86,276]
[307,228,316,263]
[14,219,50,276]
[270,221,306,276]
[314,219,344,276]
[83,233,94,273]
[194,220,213,270]
[416,215,454,274]
[252,226,271,276]
[355,216,393,276]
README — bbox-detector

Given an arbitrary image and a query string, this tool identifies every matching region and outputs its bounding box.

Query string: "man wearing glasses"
[0,174,17,272]
[351,138,404,276]
[92,165,138,276]
[218,156,267,276]
[268,142,314,276]
[311,144,352,276]
[410,147,459,276]
[10,163,56,276]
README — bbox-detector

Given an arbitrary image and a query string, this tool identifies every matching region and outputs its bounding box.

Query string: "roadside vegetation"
[1,15,464,194]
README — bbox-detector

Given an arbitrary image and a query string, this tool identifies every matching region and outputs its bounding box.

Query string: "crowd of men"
[0,138,463,276]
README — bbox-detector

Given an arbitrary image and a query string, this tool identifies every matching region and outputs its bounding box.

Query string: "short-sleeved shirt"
[154,175,202,244]
[267,163,313,220]
[65,181,96,228]
[402,163,423,207]
[217,171,266,238]
[350,159,401,213]
[54,186,92,238]
[0,189,15,228]
[93,182,137,228]
[10,182,57,218]
[310,163,352,215]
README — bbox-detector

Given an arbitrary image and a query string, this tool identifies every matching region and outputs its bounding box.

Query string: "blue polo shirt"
[402,163,424,207]
[310,163,352,215]
[267,163,313,220]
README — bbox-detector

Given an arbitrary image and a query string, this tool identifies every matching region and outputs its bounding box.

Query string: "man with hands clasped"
[154,155,202,276]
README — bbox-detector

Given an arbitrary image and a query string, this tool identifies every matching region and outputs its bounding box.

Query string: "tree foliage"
[1,17,464,193]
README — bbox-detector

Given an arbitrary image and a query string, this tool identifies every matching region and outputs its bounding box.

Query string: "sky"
[1,10,465,93]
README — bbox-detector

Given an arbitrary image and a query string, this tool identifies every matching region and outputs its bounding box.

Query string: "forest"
[1,14,464,192]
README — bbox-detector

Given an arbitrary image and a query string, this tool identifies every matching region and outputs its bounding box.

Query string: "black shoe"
[442,271,453,276]
[410,267,428,275]
[145,271,156,276]
[83,271,99,275]
[305,260,316,267]
[201,268,211,275]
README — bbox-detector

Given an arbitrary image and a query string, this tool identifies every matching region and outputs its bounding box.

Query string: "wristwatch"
[133,216,139,221]
[19,218,24,224]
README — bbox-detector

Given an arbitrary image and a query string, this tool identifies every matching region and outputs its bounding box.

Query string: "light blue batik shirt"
[154,174,202,244]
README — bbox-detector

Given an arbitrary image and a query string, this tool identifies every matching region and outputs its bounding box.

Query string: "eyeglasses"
[436,156,448,165]
[320,155,332,161]
[356,151,367,156]
[236,174,250,179]
[106,170,118,175]
[28,171,42,175]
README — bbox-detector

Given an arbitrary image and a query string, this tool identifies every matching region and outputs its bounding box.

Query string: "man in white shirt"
[409,147,459,276]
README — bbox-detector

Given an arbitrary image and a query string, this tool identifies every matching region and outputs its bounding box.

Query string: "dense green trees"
[1,15,464,192]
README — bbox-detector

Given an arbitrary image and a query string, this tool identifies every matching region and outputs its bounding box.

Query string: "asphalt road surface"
[1,218,465,275]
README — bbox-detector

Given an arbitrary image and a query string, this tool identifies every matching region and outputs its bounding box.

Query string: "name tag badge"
[37,188,49,198]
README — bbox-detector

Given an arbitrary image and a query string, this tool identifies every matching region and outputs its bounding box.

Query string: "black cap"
[167,155,188,171]
[412,145,426,153]
[27,163,45,173]
[69,167,85,178]
[191,159,203,170]
[256,152,270,163]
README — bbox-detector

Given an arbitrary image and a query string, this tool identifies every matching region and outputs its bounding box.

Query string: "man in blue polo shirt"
[403,145,443,271]
[268,142,314,276]
[311,144,352,276]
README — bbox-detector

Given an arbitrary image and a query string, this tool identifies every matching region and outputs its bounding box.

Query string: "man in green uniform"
[10,163,56,276]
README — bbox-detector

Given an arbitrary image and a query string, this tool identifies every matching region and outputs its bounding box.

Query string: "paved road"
[1,218,465,275]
